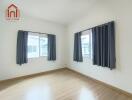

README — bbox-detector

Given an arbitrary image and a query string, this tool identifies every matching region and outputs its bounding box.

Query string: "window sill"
[83,57,92,62]
[28,56,47,60]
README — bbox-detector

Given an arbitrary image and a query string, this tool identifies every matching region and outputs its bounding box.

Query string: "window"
[81,29,92,58]
[27,32,48,58]
[40,35,48,56]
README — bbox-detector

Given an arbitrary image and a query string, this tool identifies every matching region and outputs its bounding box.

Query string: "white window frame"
[27,32,48,59]
[81,29,92,59]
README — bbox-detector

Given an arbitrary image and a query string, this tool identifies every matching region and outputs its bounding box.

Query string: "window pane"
[81,35,90,56]
[81,29,92,58]
[40,36,48,56]
[27,32,48,58]
[28,35,39,58]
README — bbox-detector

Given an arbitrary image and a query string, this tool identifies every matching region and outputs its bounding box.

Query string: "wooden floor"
[0,69,132,100]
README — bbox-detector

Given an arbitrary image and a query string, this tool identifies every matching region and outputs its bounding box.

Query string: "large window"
[81,29,92,59]
[27,32,48,58]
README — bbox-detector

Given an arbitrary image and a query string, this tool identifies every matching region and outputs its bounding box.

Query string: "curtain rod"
[76,21,114,33]
[19,30,47,34]
[28,31,47,34]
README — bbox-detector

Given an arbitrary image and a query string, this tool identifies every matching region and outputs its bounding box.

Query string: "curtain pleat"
[48,34,56,61]
[73,32,83,62]
[92,21,116,69]
[16,30,28,65]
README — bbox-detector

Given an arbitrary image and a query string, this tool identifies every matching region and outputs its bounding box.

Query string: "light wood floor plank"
[0,69,132,100]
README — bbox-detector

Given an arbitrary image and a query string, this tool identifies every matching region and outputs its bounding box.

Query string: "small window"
[40,35,48,57]
[27,32,48,58]
[81,29,92,59]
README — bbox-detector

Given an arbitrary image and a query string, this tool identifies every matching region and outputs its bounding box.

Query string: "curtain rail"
[76,21,114,33]
[19,30,47,35]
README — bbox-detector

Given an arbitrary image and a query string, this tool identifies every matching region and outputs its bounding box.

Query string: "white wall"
[67,0,132,93]
[0,6,66,80]
[1,0,132,94]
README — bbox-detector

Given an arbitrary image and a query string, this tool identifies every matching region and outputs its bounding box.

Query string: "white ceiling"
[1,0,97,25]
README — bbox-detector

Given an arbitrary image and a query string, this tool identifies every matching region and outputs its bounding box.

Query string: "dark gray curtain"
[48,34,56,61]
[92,21,116,69]
[16,30,28,65]
[73,32,83,62]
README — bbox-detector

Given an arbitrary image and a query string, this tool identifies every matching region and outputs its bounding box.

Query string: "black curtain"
[48,34,56,61]
[16,30,28,65]
[73,32,83,62]
[92,21,116,69]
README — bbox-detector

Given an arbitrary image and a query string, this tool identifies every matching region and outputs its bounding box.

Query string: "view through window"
[81,29,92,59]
[27,32,48,58]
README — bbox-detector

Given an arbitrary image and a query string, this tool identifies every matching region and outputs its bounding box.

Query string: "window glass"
[40,36,48,56]
[81,29,92,59]
[28,35,39,58]
[27,32,48,58]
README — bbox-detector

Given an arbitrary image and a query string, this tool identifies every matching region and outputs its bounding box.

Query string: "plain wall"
[1,0,132,94]
[0,6,66,80]
[67,0,132,93]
